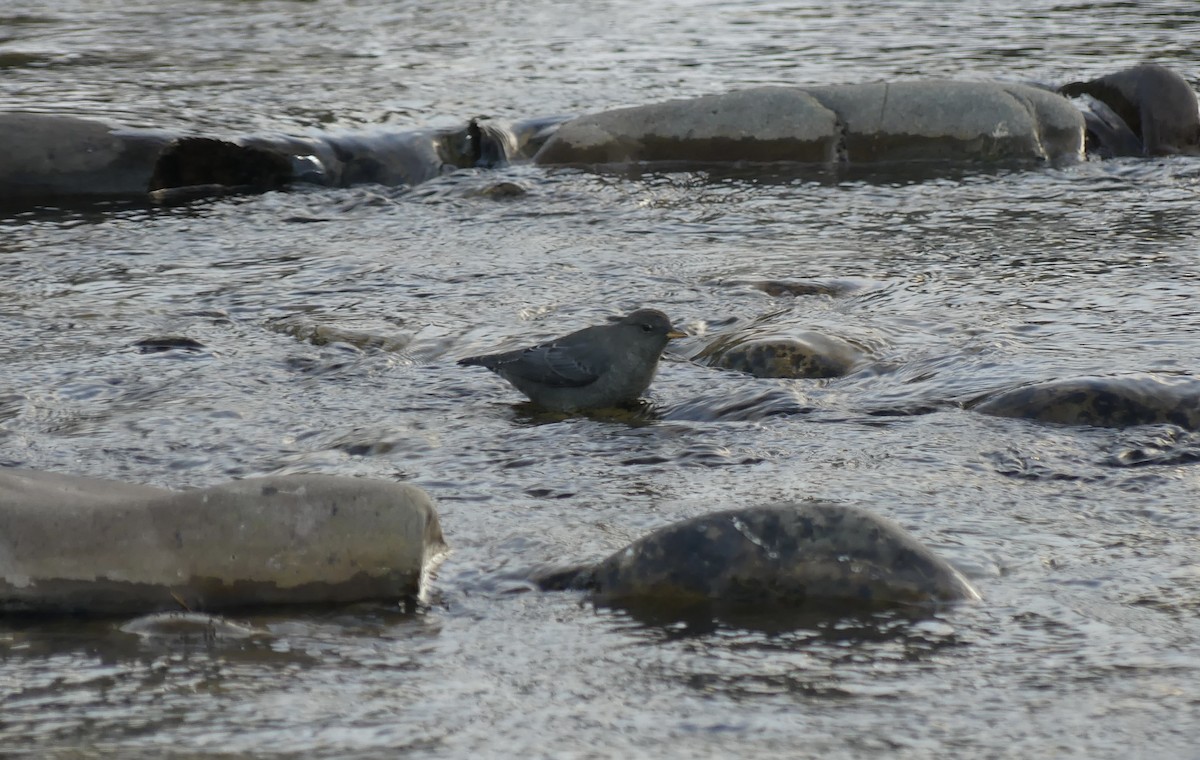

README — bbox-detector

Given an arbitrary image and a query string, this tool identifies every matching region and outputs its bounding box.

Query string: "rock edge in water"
[1,65,1195,208]
[972,373,1200,430]
[539,503,980,616]
[0,468,446,615]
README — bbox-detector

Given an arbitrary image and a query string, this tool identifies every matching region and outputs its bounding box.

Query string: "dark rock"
[548,503,979,615]
[972,373,1200,429]
[1060,64,1200,156]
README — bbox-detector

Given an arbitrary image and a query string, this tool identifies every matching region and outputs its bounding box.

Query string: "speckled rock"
[698,331,867,379]
[544,503,979,612]
[972,373,1200,429]
[0,468,446,615]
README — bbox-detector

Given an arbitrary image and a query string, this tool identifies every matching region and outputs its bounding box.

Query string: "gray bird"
[458,308,687,411]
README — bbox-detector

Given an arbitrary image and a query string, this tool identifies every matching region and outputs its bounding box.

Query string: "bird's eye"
[640,323,653,332]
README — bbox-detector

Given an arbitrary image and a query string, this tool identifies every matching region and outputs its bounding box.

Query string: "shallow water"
[4,1,1200,757]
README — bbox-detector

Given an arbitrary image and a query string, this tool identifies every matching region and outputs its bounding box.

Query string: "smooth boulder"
[972,373,1200,429]
[0,468,446,615]
[534,80,1085,166]
[541,503,979,614]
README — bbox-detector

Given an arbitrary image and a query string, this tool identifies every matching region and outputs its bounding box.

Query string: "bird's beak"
[667,329,688,339]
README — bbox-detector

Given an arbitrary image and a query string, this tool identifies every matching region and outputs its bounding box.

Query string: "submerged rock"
[662,387,812,422]
[534,80,1084,167]
[972,373,1200,429]
[0,468,446,615]
[539,503,979,615]
[698,331,867,379]
[730,278,870,298]
[119,611,262,641]
[268,316,414,354]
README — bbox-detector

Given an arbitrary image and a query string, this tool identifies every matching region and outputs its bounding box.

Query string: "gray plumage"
[458,309,686,411]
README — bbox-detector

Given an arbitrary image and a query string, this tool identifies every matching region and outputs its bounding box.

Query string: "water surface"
[3,2,1200,757]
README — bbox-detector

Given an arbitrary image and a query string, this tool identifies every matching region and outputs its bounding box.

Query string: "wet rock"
[0,468,446,615]
[662,387,811,422]
[1106,426,1200,468]
[732,278,869,298]
[534,87,840,165]
[535,80,1085,167]
[268,316,413,354]
[0,112,173,200]
[509,114,575,159]
[1060,64,1200,157]
[0,113,522,206]
[972,373,1200,429]
[698,331,867,379]
[541,503,979,614]
[148,136,293,195]
[805,80,1083,163]
[131,336,208,354]
[466,180,529,200]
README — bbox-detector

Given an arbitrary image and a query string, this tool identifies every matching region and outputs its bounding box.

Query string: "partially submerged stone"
[119,611,262,641]
[972,373,1200,429]
[535,80,1085,167]
[268,315,414,354]
[0,113,521,206]
[534,87,841,165]
[0,113,174,200]
[698,330,867,379]
[661,387,812,422]
[727,278,869,298]
[2,65,1193,207]
[1060,64,1200,157]
[543,503,979,615]
[807,80,1084,163]
[0,469,446,615]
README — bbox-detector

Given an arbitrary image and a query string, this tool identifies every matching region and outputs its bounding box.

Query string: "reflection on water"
[4,0,1200,757]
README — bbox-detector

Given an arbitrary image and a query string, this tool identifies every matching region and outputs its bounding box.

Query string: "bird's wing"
[500,342,601,387]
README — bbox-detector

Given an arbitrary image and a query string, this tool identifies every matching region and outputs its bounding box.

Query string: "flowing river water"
[3,1,1200,757]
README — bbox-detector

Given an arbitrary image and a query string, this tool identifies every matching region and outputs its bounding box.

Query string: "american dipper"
[458,309,686,411]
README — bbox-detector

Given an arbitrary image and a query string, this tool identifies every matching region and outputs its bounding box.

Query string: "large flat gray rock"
[0,113,173,198]
[535,81,1085,166]
[0,469,446,614]
[806,80,1084,162]
[533,87,841,165]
